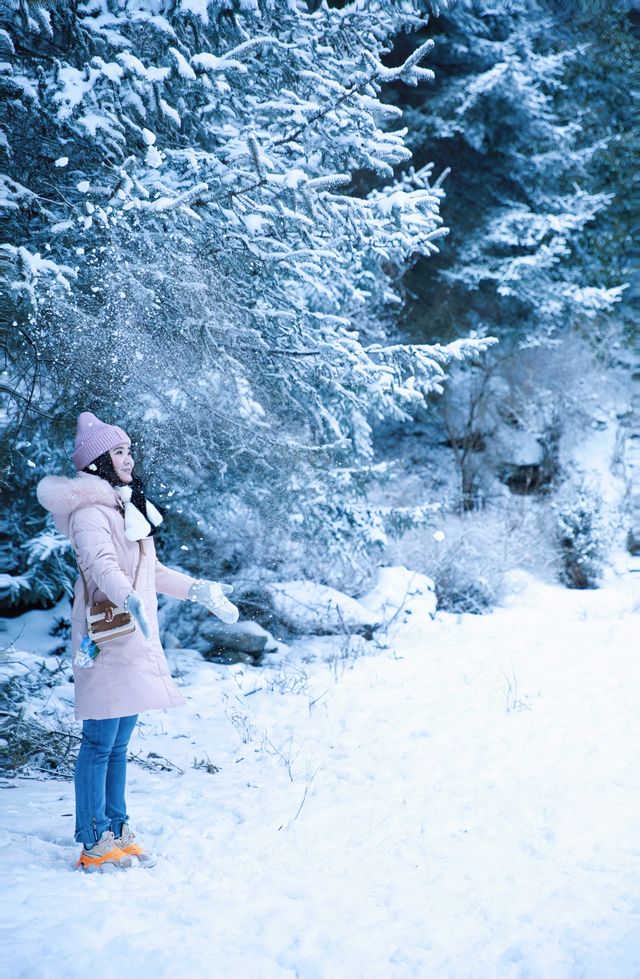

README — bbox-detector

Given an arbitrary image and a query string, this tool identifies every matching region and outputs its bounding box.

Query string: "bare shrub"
[1,714,79,780]
[385,497,559,613]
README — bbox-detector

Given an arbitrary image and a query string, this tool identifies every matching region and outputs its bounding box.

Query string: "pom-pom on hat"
[72,411,131,471]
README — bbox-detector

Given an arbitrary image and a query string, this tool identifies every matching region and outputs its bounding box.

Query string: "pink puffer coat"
[37,472,196,721]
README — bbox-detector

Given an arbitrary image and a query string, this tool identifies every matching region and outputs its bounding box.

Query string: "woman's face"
[109,443,134,484]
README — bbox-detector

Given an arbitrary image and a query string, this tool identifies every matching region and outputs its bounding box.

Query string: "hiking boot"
[77,831,132,872]
[114,822,157,868]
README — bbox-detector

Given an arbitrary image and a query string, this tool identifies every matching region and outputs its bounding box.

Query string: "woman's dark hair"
[83,450,122,487]
[83,451,161,533]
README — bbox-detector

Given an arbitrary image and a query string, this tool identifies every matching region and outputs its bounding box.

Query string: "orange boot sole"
[76,844,132,872]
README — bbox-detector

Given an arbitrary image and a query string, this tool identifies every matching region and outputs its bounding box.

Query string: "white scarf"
[116,485,164,541]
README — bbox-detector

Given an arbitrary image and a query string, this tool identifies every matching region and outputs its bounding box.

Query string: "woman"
[37,411,239,872]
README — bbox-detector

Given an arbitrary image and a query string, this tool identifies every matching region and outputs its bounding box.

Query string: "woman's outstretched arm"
[154,557,196,600]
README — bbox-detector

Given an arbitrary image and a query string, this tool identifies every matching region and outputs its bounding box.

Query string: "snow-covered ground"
[1,569,639,979]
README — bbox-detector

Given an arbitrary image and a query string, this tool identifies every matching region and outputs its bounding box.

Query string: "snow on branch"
[363,39,436,86]
[307,174,352,192]
[191,36,290,74]
[126,183,210,212]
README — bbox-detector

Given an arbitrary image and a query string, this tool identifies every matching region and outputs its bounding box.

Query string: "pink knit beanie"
[72,411,131,471]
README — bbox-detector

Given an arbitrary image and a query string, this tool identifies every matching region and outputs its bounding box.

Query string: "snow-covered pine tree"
[387,0,630,347]
[554,1,639,347]
[0,0,492,608]
[554,477,609,588]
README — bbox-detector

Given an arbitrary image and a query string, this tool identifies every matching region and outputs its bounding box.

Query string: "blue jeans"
[74,715,138,848]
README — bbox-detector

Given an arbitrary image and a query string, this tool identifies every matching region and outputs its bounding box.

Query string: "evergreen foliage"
[0,0,492,608]
[389,0,635,346]
[554,479,609,589]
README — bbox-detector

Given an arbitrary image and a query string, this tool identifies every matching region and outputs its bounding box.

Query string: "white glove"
[188,580,239,624]
[124,592,152,639]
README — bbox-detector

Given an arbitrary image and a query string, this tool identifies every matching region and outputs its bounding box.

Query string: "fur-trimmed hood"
[37,472,164,540]
[37,472,120,536]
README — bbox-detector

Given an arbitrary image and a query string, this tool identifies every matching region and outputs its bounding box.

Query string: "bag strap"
[75,540,144,608]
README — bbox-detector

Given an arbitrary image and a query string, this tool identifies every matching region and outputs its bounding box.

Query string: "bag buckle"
[105,607,114,623]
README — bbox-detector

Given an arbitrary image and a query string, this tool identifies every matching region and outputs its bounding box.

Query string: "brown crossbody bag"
[77,542,143,644]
